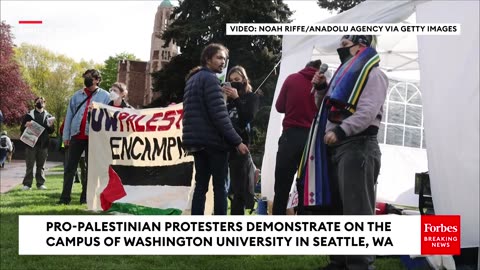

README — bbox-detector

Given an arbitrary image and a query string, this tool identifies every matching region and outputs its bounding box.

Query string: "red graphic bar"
[19,21,43,24]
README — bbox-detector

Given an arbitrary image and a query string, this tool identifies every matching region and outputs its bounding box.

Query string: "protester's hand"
[47,117,55,127]
[222,86,239,99]
[324,131,338,145]
[312,71,327,87]
[64,140,70,147]
[88,103,94,112]
[25,121,32,128]
[236,143,249,155]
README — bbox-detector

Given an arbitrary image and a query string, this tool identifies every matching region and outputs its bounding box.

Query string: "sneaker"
[37,185,47,190]
[22,186,31,191]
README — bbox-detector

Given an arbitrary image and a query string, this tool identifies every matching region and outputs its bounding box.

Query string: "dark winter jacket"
[108,100,132,108]
[182,67,242,151]
[226,92,259,146]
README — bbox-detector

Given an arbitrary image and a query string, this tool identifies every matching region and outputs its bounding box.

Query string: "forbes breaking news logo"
[421,215,461,255]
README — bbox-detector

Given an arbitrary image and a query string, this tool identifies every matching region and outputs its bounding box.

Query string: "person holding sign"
[108,82,132,109]
[309,35,387,270]
[58,69,110,205]
[20,97,55,190]
[183,43,249,215]
[222,66,259,215]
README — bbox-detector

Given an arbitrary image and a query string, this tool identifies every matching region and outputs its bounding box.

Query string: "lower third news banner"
[18,215,460,255]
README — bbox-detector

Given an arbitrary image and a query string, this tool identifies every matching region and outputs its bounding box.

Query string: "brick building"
[117,0,177,108]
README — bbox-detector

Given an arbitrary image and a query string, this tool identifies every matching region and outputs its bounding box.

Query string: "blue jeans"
[191,148,229,215]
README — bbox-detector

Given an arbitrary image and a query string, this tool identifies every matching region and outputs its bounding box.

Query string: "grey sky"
[0,0,333,63]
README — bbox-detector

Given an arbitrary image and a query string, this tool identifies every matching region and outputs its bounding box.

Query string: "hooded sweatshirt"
[275,66,318,130]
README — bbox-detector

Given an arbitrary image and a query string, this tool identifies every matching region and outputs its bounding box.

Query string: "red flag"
[100,166,127,211]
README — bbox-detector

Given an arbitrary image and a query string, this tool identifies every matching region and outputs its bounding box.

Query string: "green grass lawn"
[0,170,406,270]
[47,165,66,172]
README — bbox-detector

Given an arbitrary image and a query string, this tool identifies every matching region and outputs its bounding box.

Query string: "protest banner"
[87,103,194,214]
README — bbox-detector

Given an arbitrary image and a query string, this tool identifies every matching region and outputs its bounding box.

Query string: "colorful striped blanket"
[297,47,380,207]
[328,47,380,123]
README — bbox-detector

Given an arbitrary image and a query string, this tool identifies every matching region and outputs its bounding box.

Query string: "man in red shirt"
[272,60,323,215]
[58,69,110,205]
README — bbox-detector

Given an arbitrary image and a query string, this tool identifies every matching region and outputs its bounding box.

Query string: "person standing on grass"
[58,69,110,205]
[20,97,55,190]
[0,131,13,168]
[272,60,323,215]
[59,119,82,183]
[182,43,249,215]
[311,35,387,270]
[223,65,259,215]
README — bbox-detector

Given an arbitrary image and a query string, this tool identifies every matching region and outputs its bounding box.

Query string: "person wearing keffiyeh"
[306,35,388,270]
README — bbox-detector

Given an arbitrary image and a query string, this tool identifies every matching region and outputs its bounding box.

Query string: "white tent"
[262,0,479,248]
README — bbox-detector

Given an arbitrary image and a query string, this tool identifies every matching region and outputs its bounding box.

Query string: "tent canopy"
[283,1,421,81]
[262,0,479,248]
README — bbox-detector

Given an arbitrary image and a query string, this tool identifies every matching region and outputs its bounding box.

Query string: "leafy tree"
[151,0,292,107]
[0,21,33,125]
[99,52,138,89]
[150,0,292,159]
[316,0,365,13]
[14,44,100,135]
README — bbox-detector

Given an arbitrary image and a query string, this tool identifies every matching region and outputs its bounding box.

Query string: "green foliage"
[149,0,292,161]
[317,0,365,13]
[151,0,291,106]
[99,52,138,90]
[14,44,102,136]
[0,124,21,139]
[0,22,34,125]
[150,54,192,106]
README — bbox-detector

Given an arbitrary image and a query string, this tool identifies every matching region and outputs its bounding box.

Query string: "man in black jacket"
[182,43,249,215]
[20,97,55,190]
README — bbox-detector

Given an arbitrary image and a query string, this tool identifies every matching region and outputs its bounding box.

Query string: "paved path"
[0,160,62,193]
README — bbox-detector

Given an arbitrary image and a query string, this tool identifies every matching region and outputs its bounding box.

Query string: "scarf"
[297,47,380,207]
[328,46,380,123]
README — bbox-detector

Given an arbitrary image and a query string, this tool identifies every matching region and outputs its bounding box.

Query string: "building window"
[161,50,171,61]
[378,81,425,149]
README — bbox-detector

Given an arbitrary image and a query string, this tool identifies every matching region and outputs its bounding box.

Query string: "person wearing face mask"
[308,35,387,270]
[272,60,323,215]
[222,66,259,215]
[20,97,55,190]
[108,82,132,108]
[183,43,249,215]
[58,69,110,205]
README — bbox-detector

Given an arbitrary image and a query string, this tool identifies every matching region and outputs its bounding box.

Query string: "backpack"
[0,137,6,148]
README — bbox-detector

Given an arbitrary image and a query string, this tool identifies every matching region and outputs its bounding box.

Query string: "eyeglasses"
[109,88,120,93]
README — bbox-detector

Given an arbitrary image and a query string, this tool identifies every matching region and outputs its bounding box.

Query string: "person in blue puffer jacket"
[182,43,249,215]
